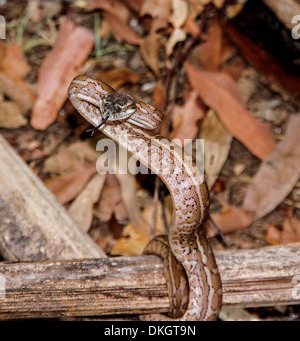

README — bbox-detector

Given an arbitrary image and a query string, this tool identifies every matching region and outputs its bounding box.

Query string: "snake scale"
[68,75,222,321]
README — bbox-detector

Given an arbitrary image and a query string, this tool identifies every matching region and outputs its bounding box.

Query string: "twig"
[160,11,208,113]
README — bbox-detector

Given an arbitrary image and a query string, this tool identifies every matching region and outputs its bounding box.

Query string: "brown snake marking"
[68,75,222,321]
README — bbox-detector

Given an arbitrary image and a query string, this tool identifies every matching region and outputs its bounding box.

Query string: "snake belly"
[68,75,222,321]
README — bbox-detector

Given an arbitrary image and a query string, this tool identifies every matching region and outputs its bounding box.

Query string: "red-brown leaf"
[30,20,94,130]
[44,166,96,205]
[169,90,204,143]
[185,62,275,160]
[209,206,253,237]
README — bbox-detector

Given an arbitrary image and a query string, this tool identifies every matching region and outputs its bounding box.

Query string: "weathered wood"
[0,243,299,320]
[0,134,106,261]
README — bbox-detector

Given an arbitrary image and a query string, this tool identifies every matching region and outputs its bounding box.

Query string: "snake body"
[68,75,222,320]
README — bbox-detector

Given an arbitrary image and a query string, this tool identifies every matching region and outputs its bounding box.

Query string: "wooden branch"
[0,243,299,320]
[0,134,106,261]
[263,0,300,30]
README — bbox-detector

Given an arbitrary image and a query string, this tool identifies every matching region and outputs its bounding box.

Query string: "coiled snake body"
[68,75,222,321]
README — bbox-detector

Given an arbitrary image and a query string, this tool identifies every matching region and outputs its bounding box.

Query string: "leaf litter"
[1,0,300,320]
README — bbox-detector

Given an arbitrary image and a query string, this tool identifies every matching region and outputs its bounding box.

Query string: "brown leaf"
[185,62,275,160]
[43,140,99,175]
[105,13,142,45]
[44,166,96,204]
[111,200,171,256]
[169,90,204,143]
[30,19,94,130]
[95,66,144,90]
[84,0,141,45]
[209,206,254,237]
[183,14,200,35]
[265,225,282,246]
[200,109,232,189]
[153,79,164,110]
[117,0,145,14]
[96,174,128,223]
[166,27,186,57]
[266,215,300,245]
[0,42,31,80]
[0,100,27,129]
[198,18,223,71]
[243,115,300,220]
[140,0,172,20]
[0,71,35,114]
[169,0,188,28]
[282,215,300,244]
[140,32,161,76]
[189,0,207,18]
[68,173,106,232]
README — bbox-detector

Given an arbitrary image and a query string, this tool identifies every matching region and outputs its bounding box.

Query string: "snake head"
[100,92,136,121]
[68,75,163,131]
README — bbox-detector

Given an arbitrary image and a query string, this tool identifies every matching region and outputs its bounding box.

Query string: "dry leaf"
[225,3,246,18]
[0,42,31,80]
[104,11,142,45]
[116,172,151,236]
[140,0,172,20]
[118,0,145,14]
[282,215,300,244]
[111,199,171,256]
[43,140,99,175]
[165,0,188,56]
[169,0,188,28]
[209,206,254,237]
[96,174,128,223]
[44,166,96,204]
[198,18,223,71]
[266,214,300,245]
[200,109,232,189]
[189,0,208,18]
[68,173,106,232]
[95,66,144,90]
[140,32,161,76]
[84,0,142,45]
[0,101,27,129]
[166,28,186,57]
[153,79,164,110]
[31,19,94,130]
[183,15,201,35]
[0,72,34,113]
[243,115,300,220]
[185,62,275,160]
[265,225,282,246]
[169,90,204,143]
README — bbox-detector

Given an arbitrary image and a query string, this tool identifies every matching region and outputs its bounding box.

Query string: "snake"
[68,75,222,321]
